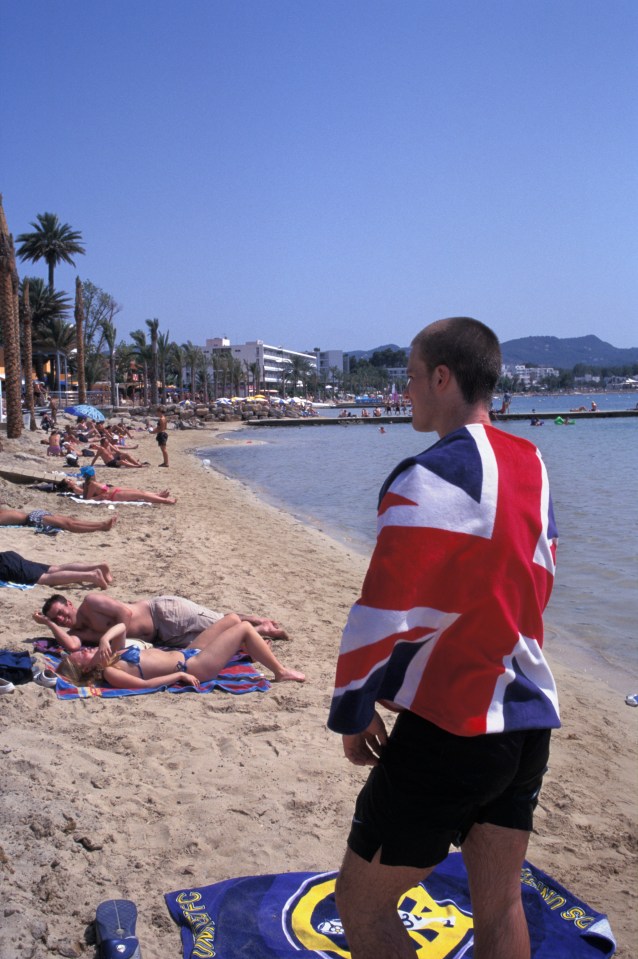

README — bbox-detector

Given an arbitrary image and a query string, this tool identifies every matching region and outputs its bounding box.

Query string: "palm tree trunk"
[0,195,23,438]
[20,279,37,430]
[74,276,87,403]
[109,350,117,406]
[151,344,159,405]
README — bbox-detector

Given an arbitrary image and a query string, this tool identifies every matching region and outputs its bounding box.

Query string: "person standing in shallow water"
[154,408,169,467]
[328,317,560,959]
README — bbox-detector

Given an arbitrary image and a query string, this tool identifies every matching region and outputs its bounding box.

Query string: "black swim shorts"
[156,431,168,447]
[347,710,551,869]
[0,550,50,586]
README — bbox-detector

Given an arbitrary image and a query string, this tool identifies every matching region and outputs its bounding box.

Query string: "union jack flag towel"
[329,425,560,736]
[164,852,615,958]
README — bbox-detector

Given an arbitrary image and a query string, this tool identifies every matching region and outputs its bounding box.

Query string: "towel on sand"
[165,852,615,959]
[45,653,271,699]
[66,495,152,507]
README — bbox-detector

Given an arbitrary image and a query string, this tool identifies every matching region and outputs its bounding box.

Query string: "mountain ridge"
[345,335,638,368]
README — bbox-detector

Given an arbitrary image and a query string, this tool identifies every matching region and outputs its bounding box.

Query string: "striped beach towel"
[46,654,271,699]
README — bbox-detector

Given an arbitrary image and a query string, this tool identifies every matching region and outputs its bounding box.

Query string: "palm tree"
[37,317,76,390]
[74,277,87,402]
[19,278,37,430]
[249,361,261,395]
[20,277,70,384]
[199,351,210,404]
[83,351,107,392]
[101,319,118,406]
[287,356,312,397]
[0,194,23,438]
[145,317,160,405]
[230,357,243,396]
[157,330,171,401]
[21,277,70,332]
[130,330,152,405]
[16,212,85,290]
[181,340,200,399]
[169,341,185,396]
[242,360,256,397]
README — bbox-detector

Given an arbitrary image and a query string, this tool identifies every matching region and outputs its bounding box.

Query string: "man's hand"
[342,711,388,767]
[32,611,50,625]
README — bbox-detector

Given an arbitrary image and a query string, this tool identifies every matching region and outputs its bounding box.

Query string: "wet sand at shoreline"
[1,423,636,957]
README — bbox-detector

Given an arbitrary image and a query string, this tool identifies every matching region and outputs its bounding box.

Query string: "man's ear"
[433,365,452,389]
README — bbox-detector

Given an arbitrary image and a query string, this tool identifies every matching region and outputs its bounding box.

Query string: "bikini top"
[118,645,145,678]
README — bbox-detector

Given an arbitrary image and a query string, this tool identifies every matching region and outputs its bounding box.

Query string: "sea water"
[198,409,638,692]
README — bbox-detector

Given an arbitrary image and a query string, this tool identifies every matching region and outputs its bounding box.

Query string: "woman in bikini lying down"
[56,617,305,689]
[60,467,176,505]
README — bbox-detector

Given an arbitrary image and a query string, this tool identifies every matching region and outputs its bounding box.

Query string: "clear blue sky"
[2,0,636,352]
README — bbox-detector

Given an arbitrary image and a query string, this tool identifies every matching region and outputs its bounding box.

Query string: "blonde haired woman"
[56,617,305,689]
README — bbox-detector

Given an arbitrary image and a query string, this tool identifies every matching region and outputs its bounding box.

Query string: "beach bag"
[0,650,33,686]
[66,452,79,466]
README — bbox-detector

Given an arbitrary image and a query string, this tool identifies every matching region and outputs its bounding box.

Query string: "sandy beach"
[1,422,636,958]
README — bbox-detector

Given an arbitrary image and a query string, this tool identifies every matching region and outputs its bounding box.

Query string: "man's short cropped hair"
[412,317,502,405]
[42,594,69,617]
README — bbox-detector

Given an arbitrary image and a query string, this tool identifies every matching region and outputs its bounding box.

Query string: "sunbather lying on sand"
[0,507,117,534]
[60,468,176,505]
[56,619,305,688]
[34,592,290,653]
[90,437,147,469]
[0,550,112,590]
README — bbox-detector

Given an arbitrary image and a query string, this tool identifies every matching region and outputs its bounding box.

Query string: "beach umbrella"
[64,403,105,422]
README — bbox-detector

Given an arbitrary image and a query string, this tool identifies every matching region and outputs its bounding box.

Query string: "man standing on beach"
[154,408,169,468]
[328,317,560,959]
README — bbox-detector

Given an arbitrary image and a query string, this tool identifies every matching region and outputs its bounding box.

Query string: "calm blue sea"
[198,396,638,692]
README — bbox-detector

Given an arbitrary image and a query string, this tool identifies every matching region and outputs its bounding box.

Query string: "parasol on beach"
[64,403,105,422]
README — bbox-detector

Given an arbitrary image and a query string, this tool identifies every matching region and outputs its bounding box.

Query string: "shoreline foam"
[0,424,636,957]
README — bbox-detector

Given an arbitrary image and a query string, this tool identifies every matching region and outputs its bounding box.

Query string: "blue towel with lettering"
[165,853,615,958]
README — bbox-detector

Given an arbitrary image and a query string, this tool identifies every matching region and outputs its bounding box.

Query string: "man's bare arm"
[32,611,82,652]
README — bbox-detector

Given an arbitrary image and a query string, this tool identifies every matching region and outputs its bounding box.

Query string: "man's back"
[329,424,560,737]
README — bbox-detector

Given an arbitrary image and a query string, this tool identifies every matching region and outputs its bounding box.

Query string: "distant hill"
[500,335,638,368]
[346,335,638,369]
[344,343,406,362]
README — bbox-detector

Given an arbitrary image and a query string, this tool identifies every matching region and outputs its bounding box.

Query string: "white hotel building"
[203,338,319,392]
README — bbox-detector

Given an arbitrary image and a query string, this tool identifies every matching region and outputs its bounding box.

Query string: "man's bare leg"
[241,615,289,640]
[48,513,118,533]
[47,562,113,584]
[335,847,431,959]
[462,822,531,959]
[38,568,109,589]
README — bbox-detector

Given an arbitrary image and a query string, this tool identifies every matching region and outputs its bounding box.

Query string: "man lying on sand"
[1,550,112,590]
[0,507,117,534]
[33,593,290,653]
